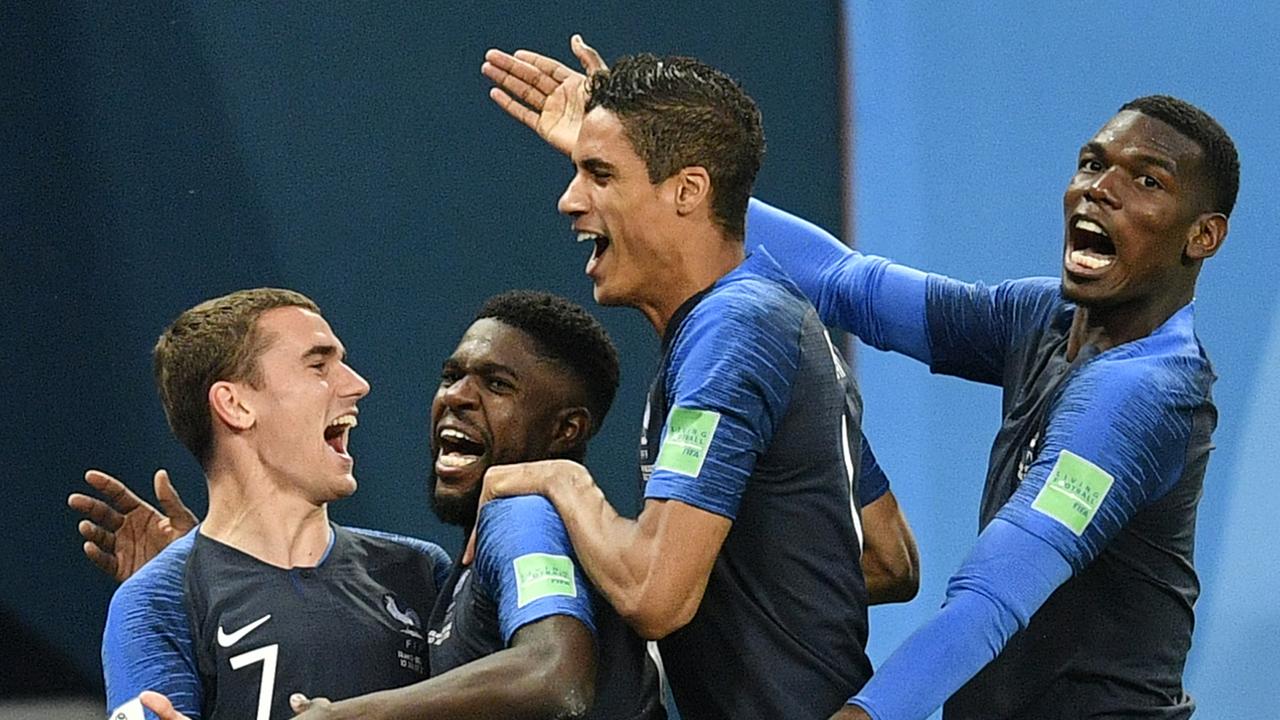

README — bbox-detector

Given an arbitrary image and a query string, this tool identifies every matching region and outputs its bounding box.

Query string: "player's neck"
[202,463,334,569]
[642,232,745,335]
[1066,288,1192,360]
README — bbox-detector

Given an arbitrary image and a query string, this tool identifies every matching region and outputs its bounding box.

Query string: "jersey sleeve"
[849,518,1072,720]
[994,359,1198,571]
[746,197,932,362]
[747,198,1063,384]
[643,285,800,519]
[923,276,1062,385]
[474,495,596,645]
[857,432,890,507]
[103,534,201,719]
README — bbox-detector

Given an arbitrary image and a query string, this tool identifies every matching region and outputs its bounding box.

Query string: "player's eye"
[1137,175,1163,190]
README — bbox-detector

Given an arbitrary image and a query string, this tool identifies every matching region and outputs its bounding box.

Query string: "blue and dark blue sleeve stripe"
[747,198,932,363]
[644,283,800,519]
[474,496,596,645]
[996,359,1199,571]
[103,531,201,719]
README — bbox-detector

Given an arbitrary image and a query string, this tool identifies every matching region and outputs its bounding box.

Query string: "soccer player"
[471,51,881,719]
[753,96,1234,720]
[481,39,1235,719]
[82,290,665,720]
[288,291,665,719]
[99,288,451,720]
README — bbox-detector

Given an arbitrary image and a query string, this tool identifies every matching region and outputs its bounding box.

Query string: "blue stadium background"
[6,3,1276,717]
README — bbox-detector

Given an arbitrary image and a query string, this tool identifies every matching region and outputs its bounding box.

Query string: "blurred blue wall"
[844,4,1279,717]
[5,1,846,699]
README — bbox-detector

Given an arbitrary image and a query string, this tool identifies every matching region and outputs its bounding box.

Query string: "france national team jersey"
[103,524,450,720]
[928,278,1212,718]
[428,496,665,720]
[638,249,872,720]
[751,198,1215,718]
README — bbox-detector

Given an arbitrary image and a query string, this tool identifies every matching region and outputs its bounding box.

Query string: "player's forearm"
[321,632,594,720]
[860,494,920,605]
[545,478,695,639]
[850,519,1070,718]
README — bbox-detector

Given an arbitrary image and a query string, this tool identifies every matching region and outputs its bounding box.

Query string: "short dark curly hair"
[1120,95,1240,217]
[586,53,765,239]
[475,291,620,442]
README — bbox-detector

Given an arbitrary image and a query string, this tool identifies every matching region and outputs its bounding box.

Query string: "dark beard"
[427,467,481,528]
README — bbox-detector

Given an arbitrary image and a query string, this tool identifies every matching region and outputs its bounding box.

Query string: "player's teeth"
[576,232,600,243]
[328,414,357,428]
[440,428,470,441]
[1070,249,1114,269]
[437,452,478,468]
[1075,218,1108,236]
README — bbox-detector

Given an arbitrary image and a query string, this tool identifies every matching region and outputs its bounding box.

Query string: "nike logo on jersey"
[217,614,272,647]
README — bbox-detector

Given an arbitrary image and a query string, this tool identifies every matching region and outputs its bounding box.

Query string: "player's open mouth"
[325,413,358,457]
[435,425,487,472]
[1065,216,1116,276]
[578,231,611,276]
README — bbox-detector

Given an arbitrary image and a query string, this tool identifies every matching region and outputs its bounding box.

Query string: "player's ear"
[1184,212,1227,261]
[209,380,255,432]
[671,165,712,218]
[548,405,592,457]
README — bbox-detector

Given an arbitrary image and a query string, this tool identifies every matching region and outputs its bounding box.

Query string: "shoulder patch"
[654,407,721,478]
[513,553,577,608]
[1031,450,1115,536]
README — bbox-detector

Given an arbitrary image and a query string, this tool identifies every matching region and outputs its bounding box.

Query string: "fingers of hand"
[85,469,144,513]
[140,691,182,719]
[83,541,119,577]
[68,494,126,530]
[513,49,578,84]
[154,469,198,526]
[481,62,548,108]
[488,87,541,131]
[570,34,607,74]
[78,519,116,552]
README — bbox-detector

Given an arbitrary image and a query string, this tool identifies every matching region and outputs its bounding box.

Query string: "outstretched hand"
[67,468,198,582]
[481,34,607,156]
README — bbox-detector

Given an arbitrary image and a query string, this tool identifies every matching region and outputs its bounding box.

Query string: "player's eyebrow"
[582,157,617,175]
[303,344,344,361]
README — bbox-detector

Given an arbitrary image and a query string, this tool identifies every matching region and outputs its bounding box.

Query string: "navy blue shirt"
[930,279,1211,719]
[639,249,872,720]
[753,199,1214,719]
[103,524,449,720]
[428,496,664,720]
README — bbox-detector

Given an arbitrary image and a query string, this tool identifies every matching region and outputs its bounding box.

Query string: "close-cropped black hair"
[475,290,620,437]
[1120,95,1240,217]
[586,53,765,239]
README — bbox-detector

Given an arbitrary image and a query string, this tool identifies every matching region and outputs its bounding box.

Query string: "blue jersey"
[102,524,450,720]
[427,496,664,720]
[753,199,1214,719]
[639,249,872,720]
[930,278,1210,719]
